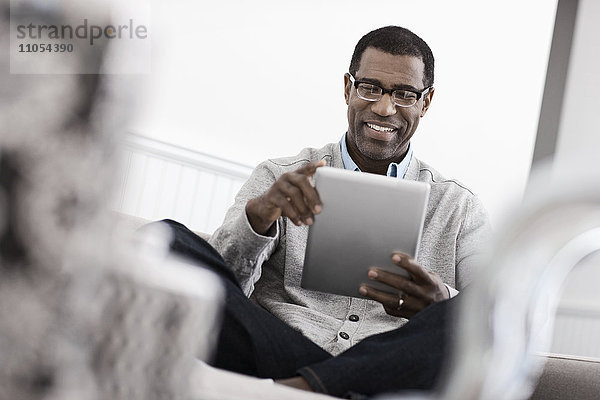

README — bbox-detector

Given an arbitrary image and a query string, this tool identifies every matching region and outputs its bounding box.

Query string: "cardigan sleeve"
[454,194,492,290]
[208,161,282,296]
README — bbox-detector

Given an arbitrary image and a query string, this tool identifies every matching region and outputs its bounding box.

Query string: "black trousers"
[158,219,456,399]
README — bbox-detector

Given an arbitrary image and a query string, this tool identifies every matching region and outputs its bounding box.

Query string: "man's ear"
[344,73,351,105]
[420,87,434,117]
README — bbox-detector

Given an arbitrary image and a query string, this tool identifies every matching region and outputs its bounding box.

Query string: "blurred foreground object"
[436,163,600,400]
[0,1,223,399]
[374,168,600,400]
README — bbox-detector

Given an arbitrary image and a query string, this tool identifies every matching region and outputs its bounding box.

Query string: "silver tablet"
[301,166,430,298]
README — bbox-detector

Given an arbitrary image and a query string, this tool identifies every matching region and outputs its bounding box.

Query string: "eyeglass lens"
[356,83,419,107]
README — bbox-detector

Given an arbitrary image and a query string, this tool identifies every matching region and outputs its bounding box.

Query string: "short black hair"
[349,26,434,88]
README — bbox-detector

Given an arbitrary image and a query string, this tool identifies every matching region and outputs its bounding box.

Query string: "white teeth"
[367,123,395,132]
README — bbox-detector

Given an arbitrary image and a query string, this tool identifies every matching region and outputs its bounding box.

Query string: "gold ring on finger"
[397,297,405,310]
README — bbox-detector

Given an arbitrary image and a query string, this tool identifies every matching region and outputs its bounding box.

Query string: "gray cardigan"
[209,142,491,356]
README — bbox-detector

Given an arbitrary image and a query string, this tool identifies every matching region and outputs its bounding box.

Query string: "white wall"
[127,0,558,226]
[553,0,600,173]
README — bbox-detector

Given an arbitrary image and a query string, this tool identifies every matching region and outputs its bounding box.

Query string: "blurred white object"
[63,224,224,400]
[435,161,600,400]
[372,168,600,400]
[1,1,224,399]
[190,361,336,400]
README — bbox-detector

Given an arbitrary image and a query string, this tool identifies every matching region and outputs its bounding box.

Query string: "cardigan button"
[339,332,350,340]
[349,315,359,322]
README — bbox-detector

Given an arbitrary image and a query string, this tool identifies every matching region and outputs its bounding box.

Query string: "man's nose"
[371,93,397,116]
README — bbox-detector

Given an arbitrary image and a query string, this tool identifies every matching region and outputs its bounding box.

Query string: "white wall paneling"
[113,133,252,233]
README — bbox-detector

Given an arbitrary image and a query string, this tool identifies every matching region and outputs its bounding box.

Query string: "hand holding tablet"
[301,166,448,315]
[359,252,450,319]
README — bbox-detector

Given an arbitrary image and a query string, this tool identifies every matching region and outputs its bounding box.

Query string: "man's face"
[344,47,434,163]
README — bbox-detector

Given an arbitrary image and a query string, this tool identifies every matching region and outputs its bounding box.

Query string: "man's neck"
[346,137,408,175]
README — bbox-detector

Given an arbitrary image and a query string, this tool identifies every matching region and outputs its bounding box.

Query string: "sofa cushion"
[530,354,600,399]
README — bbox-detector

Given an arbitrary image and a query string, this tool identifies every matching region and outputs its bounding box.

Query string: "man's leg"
[297,296,456,398]
[155,220,455,397]
[155,220,331,379]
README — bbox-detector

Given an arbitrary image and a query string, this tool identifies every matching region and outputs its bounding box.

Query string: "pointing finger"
[297,159,326,177]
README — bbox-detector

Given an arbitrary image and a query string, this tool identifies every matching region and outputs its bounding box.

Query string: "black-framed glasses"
[348,74,432,108]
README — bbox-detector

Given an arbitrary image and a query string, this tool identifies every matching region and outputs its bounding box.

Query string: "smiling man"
[162,26,490,398]
[345,48,432,174]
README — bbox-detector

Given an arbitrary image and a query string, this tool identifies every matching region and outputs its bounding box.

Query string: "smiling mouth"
[366,122,396,132]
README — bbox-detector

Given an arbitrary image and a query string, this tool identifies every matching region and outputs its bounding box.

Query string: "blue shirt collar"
[339,133,413,178]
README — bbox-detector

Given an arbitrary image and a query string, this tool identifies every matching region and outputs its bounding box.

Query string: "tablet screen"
[301,166,430,298]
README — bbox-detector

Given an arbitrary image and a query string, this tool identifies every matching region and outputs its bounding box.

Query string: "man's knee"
[143,219,242,289]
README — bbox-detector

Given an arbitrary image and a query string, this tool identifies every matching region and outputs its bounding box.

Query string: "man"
[165,26,490,398]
